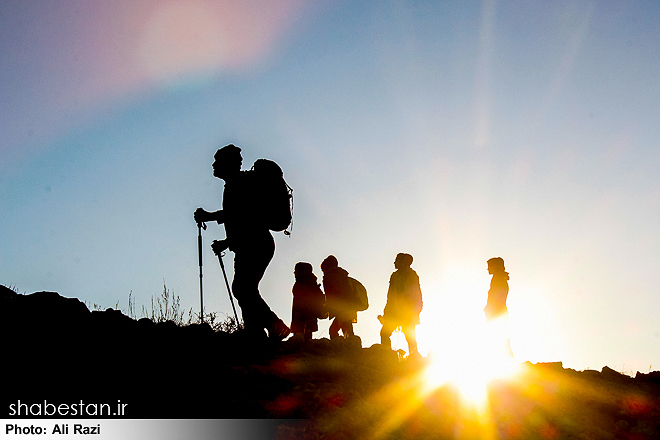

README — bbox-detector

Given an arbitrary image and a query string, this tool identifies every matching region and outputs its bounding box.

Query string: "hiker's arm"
[194,208,225,224]
[211,239,230,255]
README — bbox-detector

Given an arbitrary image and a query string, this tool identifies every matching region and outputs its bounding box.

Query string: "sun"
[416,270,521,406]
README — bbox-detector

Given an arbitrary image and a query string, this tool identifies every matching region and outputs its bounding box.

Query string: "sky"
[1,0,659,375]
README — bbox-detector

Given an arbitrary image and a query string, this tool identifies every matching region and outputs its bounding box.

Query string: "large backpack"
[348,277,369,312]
[250,159,293,235]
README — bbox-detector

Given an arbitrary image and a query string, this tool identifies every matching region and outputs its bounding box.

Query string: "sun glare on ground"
[422,316,520,408]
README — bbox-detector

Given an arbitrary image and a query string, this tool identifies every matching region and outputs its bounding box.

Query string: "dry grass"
[88,281,242,332]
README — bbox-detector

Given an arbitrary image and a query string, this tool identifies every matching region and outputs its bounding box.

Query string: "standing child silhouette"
[290,262,326,341]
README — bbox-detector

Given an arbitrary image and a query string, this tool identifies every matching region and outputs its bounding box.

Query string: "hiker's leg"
[404,325,418,355]
[486,312,512,357]
[341,320,354,338]
[380,323,395,348]
[232,263,267,332]
[232,237,277,332]
[303,319,317,341]
[329,318,340,339]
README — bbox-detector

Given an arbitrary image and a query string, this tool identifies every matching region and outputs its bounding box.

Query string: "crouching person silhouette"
[194,144,290,341]
[483,257,512,357]
[291,262,326,341]
[321,255,357,339]
[379,253,422,356]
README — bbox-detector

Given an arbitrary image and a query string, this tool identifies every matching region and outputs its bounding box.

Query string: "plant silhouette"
[290,262,326,341]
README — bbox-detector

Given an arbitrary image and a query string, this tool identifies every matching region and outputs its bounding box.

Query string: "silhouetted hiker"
[321,255,357,339]
[194,144,290,341]
[483,256,513,356]
[483,257,509,320]
[291,262,326,341]
[378,253,423,356]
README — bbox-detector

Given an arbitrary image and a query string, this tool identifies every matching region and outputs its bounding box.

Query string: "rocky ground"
[2,286,659,439]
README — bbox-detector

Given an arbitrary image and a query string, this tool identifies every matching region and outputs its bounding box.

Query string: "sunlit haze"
[2,1,659,375]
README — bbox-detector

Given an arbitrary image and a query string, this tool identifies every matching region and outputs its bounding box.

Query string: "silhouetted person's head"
[394,253,413,270]
[213,144,243,180]
[321,255,338,273]
[487,257,506,275]
[294,262,314,279]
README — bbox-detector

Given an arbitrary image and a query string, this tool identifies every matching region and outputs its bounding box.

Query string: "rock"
[635,370,660,383]
[344,334,362,350]
[537,361,564,370]
[601,366,628,381]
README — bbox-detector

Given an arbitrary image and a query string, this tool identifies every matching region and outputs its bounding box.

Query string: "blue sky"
[1,0,659,374]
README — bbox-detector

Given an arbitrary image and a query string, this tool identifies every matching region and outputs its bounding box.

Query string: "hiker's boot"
[269,319,290,342]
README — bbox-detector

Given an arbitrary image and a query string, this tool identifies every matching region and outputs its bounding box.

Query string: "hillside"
[2,286,659,439]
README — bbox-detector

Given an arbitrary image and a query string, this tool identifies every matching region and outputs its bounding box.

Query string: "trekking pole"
[218,251,241,328]
[197,222,206,322]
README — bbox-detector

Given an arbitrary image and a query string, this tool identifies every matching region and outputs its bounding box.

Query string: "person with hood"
[483,257,509,320]
[321,255,356,339]
[483,256,512,356]
[291,262,326,341]
[379,253,423,355]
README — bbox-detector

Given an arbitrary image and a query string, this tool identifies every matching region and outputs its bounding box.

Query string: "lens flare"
[423,316,520,407]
